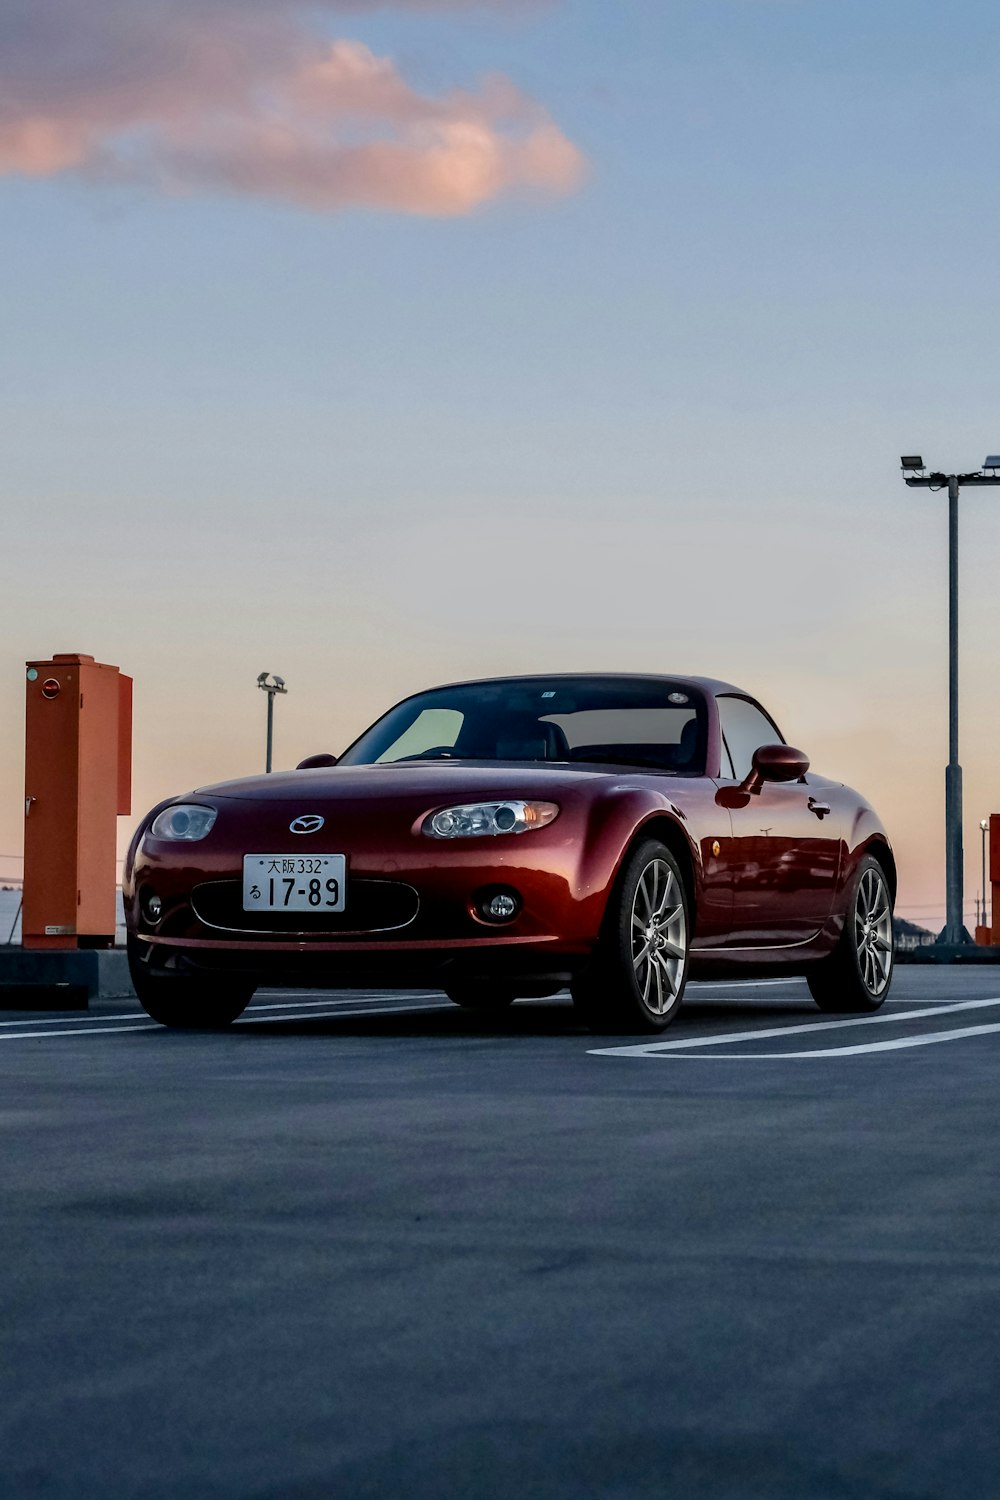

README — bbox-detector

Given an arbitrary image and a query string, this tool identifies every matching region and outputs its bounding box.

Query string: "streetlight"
[901,456,1000,944]
[981,819,990,935]
[257,672,287,774]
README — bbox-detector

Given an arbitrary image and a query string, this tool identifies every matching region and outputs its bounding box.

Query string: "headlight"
[149,805,218,841]
[423,801,559,839]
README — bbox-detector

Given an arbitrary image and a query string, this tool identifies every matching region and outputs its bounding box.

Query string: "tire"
[807,854,894,1013]
[571,839,691,1034]
[128,939,254,1029]
[444,982,516,1011]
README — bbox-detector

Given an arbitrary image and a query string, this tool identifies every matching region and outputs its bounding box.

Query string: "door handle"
[808,798,831,819]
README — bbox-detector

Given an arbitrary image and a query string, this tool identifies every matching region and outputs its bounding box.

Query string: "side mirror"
[296,752,339,770]
[740,743,809,794]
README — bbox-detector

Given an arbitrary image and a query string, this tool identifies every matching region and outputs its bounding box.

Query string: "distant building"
[895,917,935,951]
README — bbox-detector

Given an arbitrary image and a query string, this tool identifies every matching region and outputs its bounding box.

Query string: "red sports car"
[124,674,895,1032]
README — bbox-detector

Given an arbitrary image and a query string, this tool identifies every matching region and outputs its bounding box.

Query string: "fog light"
[143,891,162,923]
[478,888,521,923]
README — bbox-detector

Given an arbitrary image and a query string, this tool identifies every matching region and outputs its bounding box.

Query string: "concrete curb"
[0,947,136,1007]
[97,950,137,999]
[897,945,1000,964]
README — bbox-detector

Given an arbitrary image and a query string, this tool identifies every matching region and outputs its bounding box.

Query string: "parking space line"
[686,1021,1000,1058]
[0,999,395,1028]
[0,994,447,1031]
[246,995,445,1013]
[0,1023,158,1041]
[254,989,435,1000]
[237,1002,454,1025]
[0,1001,455,1041]
[0,1011,145,1028]
[588,995,1000,1058]
[862,996,978,1005]
[687,978,804,990]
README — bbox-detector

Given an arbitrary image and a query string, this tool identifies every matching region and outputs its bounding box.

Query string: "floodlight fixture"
[900,456,924,471]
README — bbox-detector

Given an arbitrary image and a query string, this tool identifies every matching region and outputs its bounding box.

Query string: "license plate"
[243,855,346,913]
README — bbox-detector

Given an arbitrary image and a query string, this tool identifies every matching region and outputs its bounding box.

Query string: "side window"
[717,697,783,781]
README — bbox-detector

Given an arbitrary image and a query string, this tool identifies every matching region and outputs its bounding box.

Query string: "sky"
[3,0,1000,931]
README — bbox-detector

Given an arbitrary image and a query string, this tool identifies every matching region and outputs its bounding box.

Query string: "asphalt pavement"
[2,968,1000,1499]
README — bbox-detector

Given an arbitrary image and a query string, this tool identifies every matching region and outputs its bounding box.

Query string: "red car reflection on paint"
[124,674,895,1032]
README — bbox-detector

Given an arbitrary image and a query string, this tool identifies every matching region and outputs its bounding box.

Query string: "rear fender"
[843,800,896,897]
[818,802,896,950]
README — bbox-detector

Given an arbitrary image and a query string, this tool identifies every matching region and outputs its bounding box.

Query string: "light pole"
[257,672,287,774]
[901,456,1000,944]
[981,818,990,934]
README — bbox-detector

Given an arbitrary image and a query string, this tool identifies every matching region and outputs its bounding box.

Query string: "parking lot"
[3,967,1000,1499]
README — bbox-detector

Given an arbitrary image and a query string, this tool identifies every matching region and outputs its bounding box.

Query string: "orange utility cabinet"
[991,814,1000,946]
[23,654,132,950]
[978,814,1000,946]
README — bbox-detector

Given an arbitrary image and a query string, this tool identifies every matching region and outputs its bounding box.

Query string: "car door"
[715,695,842,945]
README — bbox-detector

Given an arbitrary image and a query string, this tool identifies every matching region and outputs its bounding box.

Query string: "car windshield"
[338,677,708,774]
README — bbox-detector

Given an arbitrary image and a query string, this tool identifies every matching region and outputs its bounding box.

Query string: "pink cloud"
[0,1,583,214]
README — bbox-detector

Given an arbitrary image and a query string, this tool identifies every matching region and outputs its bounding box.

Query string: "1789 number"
[266,876,340,908]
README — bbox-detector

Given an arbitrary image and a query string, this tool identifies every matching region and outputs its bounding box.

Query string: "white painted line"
[0,993,444,1029]
[246,995,446,1014]
[0,1002,454,1041]
[0,994,451,1040]
[0,997,403,1026]
[0,1023,157,1041]
[684,1022,1000,1059]
[0,1011,146,1028]
[871,996,997,1005]
[255,989,435,1000]
[686,978,804,990]
[236,1002,454,1025]
[588,996,1000,1058]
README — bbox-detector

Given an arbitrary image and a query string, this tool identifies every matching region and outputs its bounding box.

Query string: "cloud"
[0,0,584,214]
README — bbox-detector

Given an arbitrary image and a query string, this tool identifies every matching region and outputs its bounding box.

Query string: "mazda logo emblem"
[289,815,325,835]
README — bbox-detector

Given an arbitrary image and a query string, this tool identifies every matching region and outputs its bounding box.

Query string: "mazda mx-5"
[124,674,895,1032]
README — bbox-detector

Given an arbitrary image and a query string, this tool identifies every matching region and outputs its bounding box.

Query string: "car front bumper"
[125,820,610,988]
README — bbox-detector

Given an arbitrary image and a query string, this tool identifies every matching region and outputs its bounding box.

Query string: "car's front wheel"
[807,854,894,1013]
[128,939,254,1028]
[572,839,691,1033]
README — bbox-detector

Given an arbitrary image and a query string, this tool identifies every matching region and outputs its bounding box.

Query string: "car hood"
[195,762,628,804]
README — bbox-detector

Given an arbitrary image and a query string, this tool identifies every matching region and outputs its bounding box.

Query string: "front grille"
[191,878,420,936]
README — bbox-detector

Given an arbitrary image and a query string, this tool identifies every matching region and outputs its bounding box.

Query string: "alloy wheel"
[855,867,893,996]
[631,858,687,1015]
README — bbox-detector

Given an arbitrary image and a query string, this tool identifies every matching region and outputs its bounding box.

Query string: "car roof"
[418,672,752,700]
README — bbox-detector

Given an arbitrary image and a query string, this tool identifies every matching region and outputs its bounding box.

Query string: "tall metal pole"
[982,820,989,934]
[902,458,1000,945]
[258,673,286,775]
[944,475,965,943]
[265,692,274,775]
